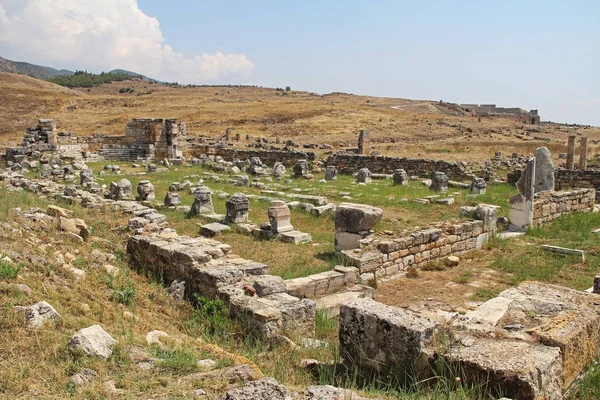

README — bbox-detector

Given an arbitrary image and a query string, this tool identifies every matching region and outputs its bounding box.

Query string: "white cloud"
[0,0,254,83]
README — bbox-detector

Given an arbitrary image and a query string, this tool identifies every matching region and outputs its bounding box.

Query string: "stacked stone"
[294,159,309,178]
[108,179,133,200]
[248,157,264,175]
[357,129,370,155]
[555,169,600,201]
[268,201,293,233]
[137,180,155,201]
[343,219,490,282]
[470,177,487,194]
[334,203,383,252]
[531,188,595,227]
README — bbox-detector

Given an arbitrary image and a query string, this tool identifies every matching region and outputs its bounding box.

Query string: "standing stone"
[579,136,588,171]
[235,133,240,141]
[430,172,449,192]
[357,129,370,155]
[164,192,181,207]
[137,180,155,201]
[566,135,576,170]
[80,169,94,186]
[393,169,408,185]
[235,175,249,186]
[109,179,133,200]
[294,160,309,177]
[273,162,286,177]
[268,200,293,234]
[225,128,232,141]
[356,168,372,184]
[470,177,487,195]
[593,276,600,295]
[509,157,536,232]
[248,157,263,175]
[191,186,214,215]
[226,194,249,224]
[533,147,555,193]
[325,166,337,181]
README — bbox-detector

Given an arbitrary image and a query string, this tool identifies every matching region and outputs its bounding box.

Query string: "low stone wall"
[342,219,491,282]
[555,169,600,200]
[285,266,358,299]
[324,153,470,180]
[532,189,595,228]
[188,145,318,166]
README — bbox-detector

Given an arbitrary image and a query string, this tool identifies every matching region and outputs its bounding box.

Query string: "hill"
[0,56,74,80]
[0,72,598,162]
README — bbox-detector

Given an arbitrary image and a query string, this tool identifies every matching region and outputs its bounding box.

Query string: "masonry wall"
[555,169,600,200]
[342,220,490,282]
[532,189,595,228]
[187,145,318,165]
[324,153,470,180]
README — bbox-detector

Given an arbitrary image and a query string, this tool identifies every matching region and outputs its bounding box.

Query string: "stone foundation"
[531,189,595,228]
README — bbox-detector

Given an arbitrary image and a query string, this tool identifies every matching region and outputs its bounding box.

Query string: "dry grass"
[1,72,599,162]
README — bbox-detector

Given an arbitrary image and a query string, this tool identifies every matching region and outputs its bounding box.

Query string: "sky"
[0,0,598,125]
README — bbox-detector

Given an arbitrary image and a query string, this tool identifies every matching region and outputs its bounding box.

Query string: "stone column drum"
[268,200,293,233]
[430,172,448,192]
[356,168,372,184]
[325,166,337,181]
[294,160,308,177]
[579,136,588,171]
[393,169,408,185]
[226,193,249,224]
[137,180,155,201]
[470,177,487,195]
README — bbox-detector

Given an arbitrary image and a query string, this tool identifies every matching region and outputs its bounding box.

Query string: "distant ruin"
[459,103,540,124]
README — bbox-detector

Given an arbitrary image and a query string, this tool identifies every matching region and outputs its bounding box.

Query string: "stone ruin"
[191,186,213,215]
[357,129,369,155]
[226,194,250,224]
[334,203,383,252]
[293,159,310,178]
[393,168,408,185]
[355,168,371,184]
[429,171,449,192]
[136,180,155,201]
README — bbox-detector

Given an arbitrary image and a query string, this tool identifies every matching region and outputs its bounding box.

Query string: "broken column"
[191,186,213,215]
[137,180,155,201]
[109,178,133,200]
[273,162,286,178]
[469,177,487,194]
[268,200,293,233]
[509,157,535,231]
[325,166,337,181]
[533,147,554,193]
[357,129,370,155]
[225,128,232,141]
[335,202,383,251]
[164,192,181,207]
[80,169,94,187]
[226,193,249,224]
[430,172,448,192]
[579,136,588,171]
[393,169,408,185]
[566,135,576,170]
[356,168,372,184]
[294,159,309,177]
[248,157,264,175]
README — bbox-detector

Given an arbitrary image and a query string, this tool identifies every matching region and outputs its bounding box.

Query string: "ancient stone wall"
[284,266,358,299]
[324,153,469,180]
[532,188,595,228]
[342,219,491,282]
[555,168,600,200]
[187,145,318,166]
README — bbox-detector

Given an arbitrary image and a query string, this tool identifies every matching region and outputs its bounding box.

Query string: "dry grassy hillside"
[1,72,599,162]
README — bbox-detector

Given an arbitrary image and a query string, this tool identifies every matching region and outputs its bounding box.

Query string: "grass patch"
[0,260,21,280]
[452,270,471,284]
[470,288,500,302]
[155,348,198,374]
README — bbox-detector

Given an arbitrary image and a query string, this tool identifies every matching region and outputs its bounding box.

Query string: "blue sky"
[1,0,598,124]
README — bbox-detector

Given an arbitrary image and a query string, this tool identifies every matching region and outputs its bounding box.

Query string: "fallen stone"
[277,230,312,244]
[68,325,117,359]
[14,301,61,328]
[69,368,97,387]
[540,245,585,262]
[222,378,291,400]
[200,222,231,237]
[445,256,460,267]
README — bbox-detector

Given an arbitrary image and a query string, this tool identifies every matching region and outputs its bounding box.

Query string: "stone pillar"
[593,275,600,294]
[509,157,535,231]
[191,186,213,215]
[80,169,94,187]
[273,162,286,177]
[357,129,369,155]
[235,133,240,141]
[566,135,576,170]
[226,193,249,224]
[248,157,263,175]
[268,200,293,233]
[393,169,408,185]
[225,128,232,141]
[325,166,337,181]
[579,136,588,171]
[533,147,554,193]
[137,180,155,201]
[356,168,372,184]
[430,172,449,192]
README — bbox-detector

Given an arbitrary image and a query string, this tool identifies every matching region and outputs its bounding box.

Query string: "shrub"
[112,281,137,306]
[0,257,21,280]
[186,295,231,339]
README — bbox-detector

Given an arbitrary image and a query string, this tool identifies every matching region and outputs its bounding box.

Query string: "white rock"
[15,301,61,328]
[146,330,169,347]
[68,325,117,359]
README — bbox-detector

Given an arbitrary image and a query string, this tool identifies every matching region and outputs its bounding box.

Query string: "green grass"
[0,260,21,280]
[569,360,600,399]
[155,348,199,374]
